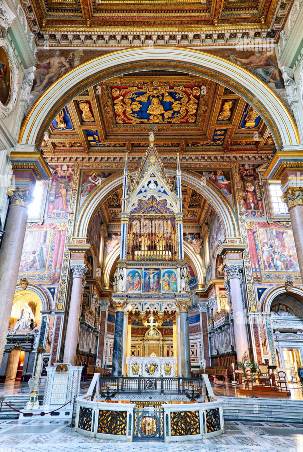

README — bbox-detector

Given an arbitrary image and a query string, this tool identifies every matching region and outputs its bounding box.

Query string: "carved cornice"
[284,186,303,208]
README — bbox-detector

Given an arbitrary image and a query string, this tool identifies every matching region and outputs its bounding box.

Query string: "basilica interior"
[1,0,303,448]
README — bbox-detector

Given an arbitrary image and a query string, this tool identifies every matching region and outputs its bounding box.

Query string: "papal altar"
[127,357,176,377]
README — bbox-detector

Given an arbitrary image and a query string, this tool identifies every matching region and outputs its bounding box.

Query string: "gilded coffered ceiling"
[23,0,293,34]
[41,73,274,158]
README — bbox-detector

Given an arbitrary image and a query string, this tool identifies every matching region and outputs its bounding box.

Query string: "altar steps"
[0,395,29,420]
[222,396,303,423]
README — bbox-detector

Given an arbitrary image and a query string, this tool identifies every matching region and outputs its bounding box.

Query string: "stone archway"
[76,171,240,243]
[19,48,298,150]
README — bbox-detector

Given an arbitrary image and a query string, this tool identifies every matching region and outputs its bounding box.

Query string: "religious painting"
[240,105,261,129]
[0,48,11,105]
[183,233,202,254]
[83,129,101,146]
[208,49,284,92]
[47,164,74,220]
[161,269,177,292]
[257,228,299,273]
[143,268,161,293]
[19,225,67,284]
[201,170,232,200]
[239,165,264,217]
[79,170,112,206]
[126,269,142,292]
[51,106,73,130]
[111,82,201,124]
[88,210,103,258]
[208,214,225,258]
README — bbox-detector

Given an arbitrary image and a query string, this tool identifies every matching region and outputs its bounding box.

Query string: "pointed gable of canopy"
[126,132,180,214]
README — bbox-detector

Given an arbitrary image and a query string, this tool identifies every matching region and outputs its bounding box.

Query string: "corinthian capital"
[284,186,303,209]
[225,264,243,280]
[71,264,88,279]
[10,189,32,207]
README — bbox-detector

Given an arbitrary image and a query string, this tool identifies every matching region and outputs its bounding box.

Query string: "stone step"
[221,397,303,423]
[0,395,30,420]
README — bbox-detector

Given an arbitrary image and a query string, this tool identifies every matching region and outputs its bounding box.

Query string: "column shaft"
[112,310,124,377]
[63,265,87,364]
[226,266,250,362]
[179,311,191,378]
[289,205,303,277]
[0,194,29,363]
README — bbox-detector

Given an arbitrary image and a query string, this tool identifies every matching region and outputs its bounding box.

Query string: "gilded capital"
[284,186,303,209]
[112,300,126,312]
[177,301,190,313]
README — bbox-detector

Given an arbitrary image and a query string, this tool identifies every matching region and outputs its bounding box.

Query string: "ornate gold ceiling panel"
[23,0,293,34]
[41,72,274,158]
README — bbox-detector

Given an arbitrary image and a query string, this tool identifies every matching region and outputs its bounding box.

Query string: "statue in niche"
[114,268,125,292]
[13,304,35,333]
[180,266,189,292]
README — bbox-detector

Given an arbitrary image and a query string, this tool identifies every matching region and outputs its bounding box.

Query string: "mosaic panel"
[170,411,200,436]
[78,407,93,432]
[97,410,127,435]
[205,408,221,433]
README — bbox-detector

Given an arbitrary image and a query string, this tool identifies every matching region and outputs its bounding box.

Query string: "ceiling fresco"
[41,74,274,157]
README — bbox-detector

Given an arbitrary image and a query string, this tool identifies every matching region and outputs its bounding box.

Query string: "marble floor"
[0,419,303,451]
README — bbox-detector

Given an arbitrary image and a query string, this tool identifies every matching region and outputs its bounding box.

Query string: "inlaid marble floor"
[0,419,303,451]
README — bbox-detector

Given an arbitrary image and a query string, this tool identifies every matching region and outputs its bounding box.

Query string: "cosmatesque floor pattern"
[0,419,303,451]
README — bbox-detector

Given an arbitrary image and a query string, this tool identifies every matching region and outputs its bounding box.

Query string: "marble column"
[225,264,250,362]
[284,186,303,278]
[178,302,191,378]
[63,264,87,364]
[112,304,125,377]
[0,189,31,364]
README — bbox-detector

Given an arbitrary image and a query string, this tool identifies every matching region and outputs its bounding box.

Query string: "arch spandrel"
[19,48,299,150]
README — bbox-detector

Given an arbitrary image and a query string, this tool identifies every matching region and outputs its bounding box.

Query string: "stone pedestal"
[63,264,87,364]
[0,190,31,364]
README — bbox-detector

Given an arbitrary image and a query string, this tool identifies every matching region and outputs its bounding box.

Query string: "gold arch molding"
[19,48,299,150]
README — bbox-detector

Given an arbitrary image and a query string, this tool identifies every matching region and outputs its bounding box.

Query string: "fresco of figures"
[105,233,121,256]
[143,268,161,293]
[161,269,178,292]
[183,233,202,254]
[247,223,300,280]
[47,164,74,220]
[239,165,264,217]
[19,225,67,284]
[79,170,112,207]
[200,170,232,201]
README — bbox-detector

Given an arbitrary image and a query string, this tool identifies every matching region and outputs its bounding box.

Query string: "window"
[27,180,48,222]
[268,182,288,216]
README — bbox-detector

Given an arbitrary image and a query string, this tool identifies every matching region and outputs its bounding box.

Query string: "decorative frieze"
[225,265,243,280]
[71,264,88,279]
